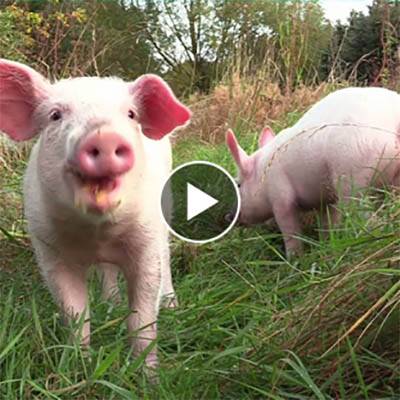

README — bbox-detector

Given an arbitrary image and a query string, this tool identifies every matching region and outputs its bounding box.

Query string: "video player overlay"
[161,161,240,243]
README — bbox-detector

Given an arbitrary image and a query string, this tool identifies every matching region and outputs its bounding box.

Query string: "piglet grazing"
[0,59,191,368]
[227,87,400,257]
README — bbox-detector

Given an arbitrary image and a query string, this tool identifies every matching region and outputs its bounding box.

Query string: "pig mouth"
[77,175,119,192]
[69,171,123,214]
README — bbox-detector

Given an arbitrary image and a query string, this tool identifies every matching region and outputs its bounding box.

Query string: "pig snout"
[224,211,235,223]
[76,132,134,178]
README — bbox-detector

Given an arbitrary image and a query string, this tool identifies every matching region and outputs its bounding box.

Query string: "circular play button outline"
[160,160,241,244]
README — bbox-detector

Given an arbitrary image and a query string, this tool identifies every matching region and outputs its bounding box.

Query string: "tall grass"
[184,44,353,144]
[1,1,399,397]
[1,104,399,398]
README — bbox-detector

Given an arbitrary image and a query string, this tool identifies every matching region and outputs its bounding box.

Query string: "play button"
[187,183,219,221]
[160,161,240,243]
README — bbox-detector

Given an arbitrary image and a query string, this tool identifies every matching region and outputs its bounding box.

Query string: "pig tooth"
[75,199,87,214]
[95,190,107,206]
[81,203,88,214]
[82,184,92,194]
[113,199,122,210]
[74,191,88,214]
[74,192,82,208]
[74,199,85,214]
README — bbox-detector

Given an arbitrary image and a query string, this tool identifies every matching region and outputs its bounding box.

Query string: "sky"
[319,0,371,22]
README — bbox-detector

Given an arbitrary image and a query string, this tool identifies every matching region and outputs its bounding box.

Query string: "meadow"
[0,96,399,398]
[0,0,399,398]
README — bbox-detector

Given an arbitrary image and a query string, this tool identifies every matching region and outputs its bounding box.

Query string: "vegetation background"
[0,0,399,398]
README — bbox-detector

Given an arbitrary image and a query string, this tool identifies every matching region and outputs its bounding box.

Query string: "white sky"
[319,0,372,22]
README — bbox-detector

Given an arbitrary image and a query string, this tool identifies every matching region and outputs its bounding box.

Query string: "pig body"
[227,87,400,256]
[0,60,191,368]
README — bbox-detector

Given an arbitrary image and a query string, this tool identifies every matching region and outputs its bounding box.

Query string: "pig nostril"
[224,212,234,223]
[115,145,130,157]
[88,147,100,158]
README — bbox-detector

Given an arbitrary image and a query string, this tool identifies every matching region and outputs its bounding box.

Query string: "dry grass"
[0,138,31,272]
[184,73,344,143]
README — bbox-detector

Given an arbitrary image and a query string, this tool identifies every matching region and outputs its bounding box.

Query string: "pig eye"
[128,110,135,120]
[50,110,62,122]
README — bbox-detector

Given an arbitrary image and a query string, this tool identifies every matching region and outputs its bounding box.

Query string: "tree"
[138,0,330,94]
[329,0,400,85]
[0,0,158,79]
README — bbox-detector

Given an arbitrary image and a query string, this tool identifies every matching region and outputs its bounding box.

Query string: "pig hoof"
[143,365,159,384]
[138,353,159,383]
[161,293,179,309]
[286,248,303,260]
[81,347,92,362]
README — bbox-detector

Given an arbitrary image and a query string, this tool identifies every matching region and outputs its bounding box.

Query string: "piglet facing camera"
[0,59,191,369]
[227,87,400,258]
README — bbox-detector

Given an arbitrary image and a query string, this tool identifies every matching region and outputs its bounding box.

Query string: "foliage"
[0,4,41,63]
[140,0,331,94]
[329,0,400,87]
[0,0,158,79]
[0,0,398,90]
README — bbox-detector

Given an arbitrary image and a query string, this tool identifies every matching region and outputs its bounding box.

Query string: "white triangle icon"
[187,183,219,221]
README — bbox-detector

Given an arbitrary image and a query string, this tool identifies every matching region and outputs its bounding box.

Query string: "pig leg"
[123,244,163,369]
[273,202,303,258]
[159,186,177,308]
[97,263,121,302]
[160,243,178,308]
[44,262,90,346]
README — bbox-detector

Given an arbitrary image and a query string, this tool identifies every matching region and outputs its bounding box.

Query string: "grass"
[0,127,399,399]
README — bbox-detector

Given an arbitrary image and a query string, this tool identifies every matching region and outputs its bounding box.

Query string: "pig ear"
[258,126,275,148]
[0,59,50,141]
[129,74,192,140]
[226,129,252,176]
